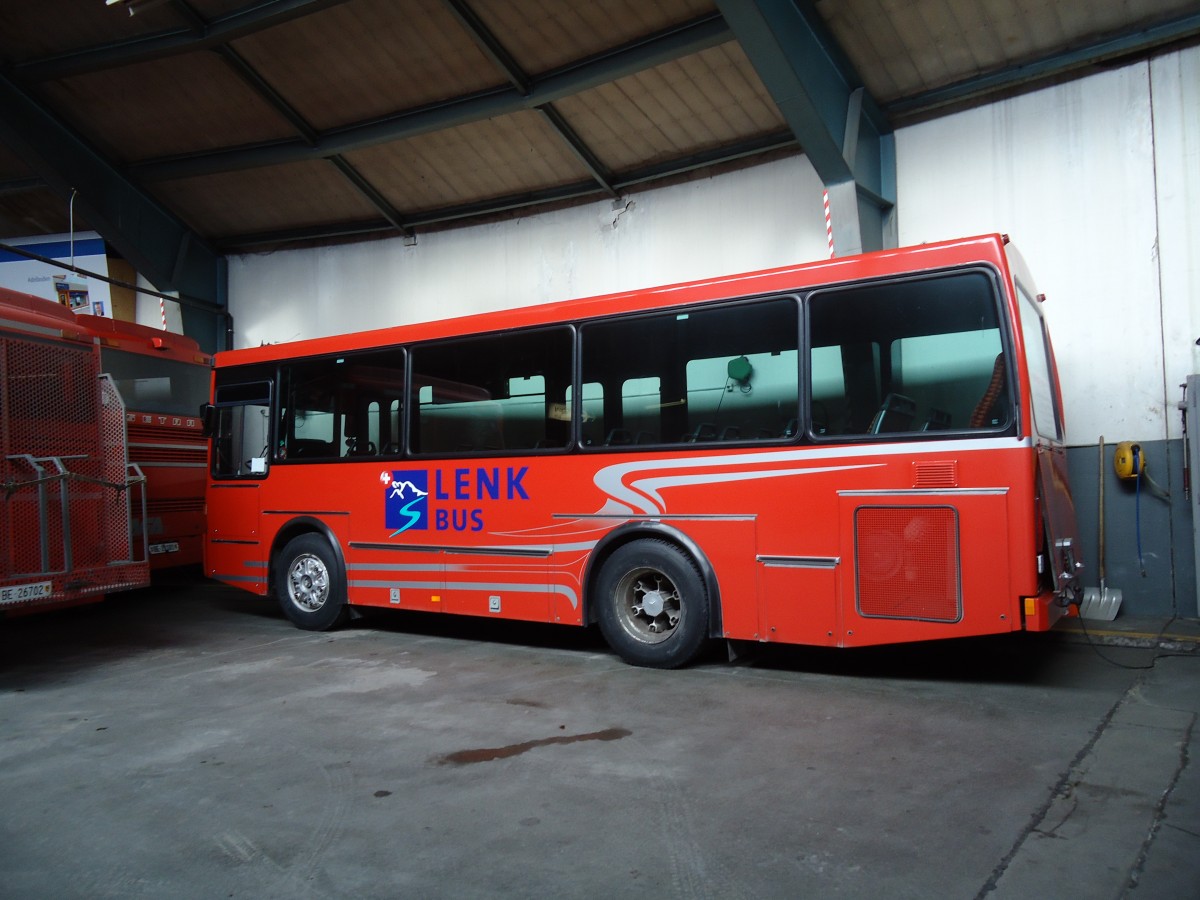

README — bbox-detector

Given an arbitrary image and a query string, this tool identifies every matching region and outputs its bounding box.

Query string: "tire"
[275,533,349,631]
[594,539,710,669]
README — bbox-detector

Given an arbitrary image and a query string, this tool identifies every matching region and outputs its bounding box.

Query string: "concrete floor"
[1,576,1198,900]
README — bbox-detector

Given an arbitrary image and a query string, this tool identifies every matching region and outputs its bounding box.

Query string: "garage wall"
[228,43,1200,617]
[228,156,831,347]
[896,47,1200,447]
[894,46,1199,617]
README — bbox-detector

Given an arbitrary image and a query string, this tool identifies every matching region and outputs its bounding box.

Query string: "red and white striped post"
[159,296,167,330]
[823,189,835,259]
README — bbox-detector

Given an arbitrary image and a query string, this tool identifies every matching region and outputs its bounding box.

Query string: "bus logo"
[384,471,429,534]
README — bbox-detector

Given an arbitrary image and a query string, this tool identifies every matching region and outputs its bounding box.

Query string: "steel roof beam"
[442,0,617,197]
[537,106,618,198]
[0,72,226,308]
[216,130,797,250]
[215,45,414,236]
[13,0,354,82]
[714,0,895,254]
[129,13,732,180]
[441,0,532,96]
[885,9,1200,120]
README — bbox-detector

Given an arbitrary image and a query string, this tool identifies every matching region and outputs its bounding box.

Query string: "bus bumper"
[1022,592,1073,632]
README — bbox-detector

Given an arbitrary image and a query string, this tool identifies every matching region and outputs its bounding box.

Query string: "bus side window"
[277,351,404,461]
[808,270,1009,438]
[581,296,799,449]
[212,379,272,478]
[410,326,572,455]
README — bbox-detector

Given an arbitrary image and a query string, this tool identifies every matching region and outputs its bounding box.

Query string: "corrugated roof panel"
[37,55,297,163]
[189,0,264,18]
[0,185,71,236]
[819,0,1200,102]
[922,1,994,76]
[555,42,784,173]
[0,143,34,179]
[0,1,177,63]
[471,0,717,76]
[230,0,503,132]
[152,161,381,239]
[344,111,593,212]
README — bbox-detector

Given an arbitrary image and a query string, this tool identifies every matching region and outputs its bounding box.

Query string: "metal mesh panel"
[855,506,961,622]
[0,335,143,576]
[99,375,134,563]
[3,335,100,577]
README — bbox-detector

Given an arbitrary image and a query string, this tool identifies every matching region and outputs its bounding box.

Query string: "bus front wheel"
[595,539,709,669]
[275,534,348,631]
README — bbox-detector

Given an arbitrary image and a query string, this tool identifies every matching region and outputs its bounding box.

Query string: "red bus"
[78,314,212,569]
[0,287,149,613]
[204,234,1083,667]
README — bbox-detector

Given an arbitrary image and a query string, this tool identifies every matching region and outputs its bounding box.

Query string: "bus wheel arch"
[585,525,722,668]
[271,519,349,631]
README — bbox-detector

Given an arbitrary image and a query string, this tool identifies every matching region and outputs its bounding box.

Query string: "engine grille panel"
[854,505,961,622]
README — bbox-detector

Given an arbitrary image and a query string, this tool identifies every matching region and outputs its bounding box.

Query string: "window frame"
[407,323,575,459]
[576,293,803,451]
[803,266,1016,444]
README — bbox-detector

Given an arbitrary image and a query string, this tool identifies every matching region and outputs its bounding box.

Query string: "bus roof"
[0,285,94,344]
[217,233,1016,367]
[0,285,209,363]
[77,312,210,365]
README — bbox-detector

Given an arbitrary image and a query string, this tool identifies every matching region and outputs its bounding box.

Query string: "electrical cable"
[1134,446,1146,577]
[0,239,221,313]
[1074,612,1195,670]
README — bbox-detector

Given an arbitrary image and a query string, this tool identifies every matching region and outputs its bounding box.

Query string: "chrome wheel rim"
[287,553,330,612]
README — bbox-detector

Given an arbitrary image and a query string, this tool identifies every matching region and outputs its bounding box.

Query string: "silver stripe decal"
[552,513,756,522]
[757,555,840,569]
[837,488,1009,497]
[350,579,579,608]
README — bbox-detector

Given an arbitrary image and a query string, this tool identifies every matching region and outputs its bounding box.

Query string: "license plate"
[0,580,54,606]
[149,542,180,555]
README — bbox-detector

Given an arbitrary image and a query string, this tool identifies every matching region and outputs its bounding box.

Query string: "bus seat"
[869,394,916,434]
[684,423,717,442]
[719,425,740,440]
[289,438,335,458]
[922,408,952,431]
[605,428,633,445]
[970,354,1007,428]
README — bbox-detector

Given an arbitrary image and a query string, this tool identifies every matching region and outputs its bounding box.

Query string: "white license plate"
[149,542,180,555]
[0,580,54,606]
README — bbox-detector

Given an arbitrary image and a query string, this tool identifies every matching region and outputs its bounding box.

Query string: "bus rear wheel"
[595,539,709,669]
[275,534,348,631]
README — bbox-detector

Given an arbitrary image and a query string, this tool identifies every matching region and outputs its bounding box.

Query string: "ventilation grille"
[913,460,958,488]
[146,498,206,515]
[128,443,207,464]
[127,422,205,443]
[855,506,961,622]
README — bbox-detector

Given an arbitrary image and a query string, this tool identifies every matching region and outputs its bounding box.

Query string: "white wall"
[896,46,1200,446]
[229,156,830,347]
[229,44,1200,450]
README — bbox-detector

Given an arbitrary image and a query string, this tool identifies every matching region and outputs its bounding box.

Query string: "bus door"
[205,380,272,591]
[1017,289,1082,608]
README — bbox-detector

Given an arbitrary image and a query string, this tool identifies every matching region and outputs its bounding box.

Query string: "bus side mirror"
[200,403,217,437]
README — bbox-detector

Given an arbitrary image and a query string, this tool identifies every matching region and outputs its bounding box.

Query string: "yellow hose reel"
[1113,441,1144,480]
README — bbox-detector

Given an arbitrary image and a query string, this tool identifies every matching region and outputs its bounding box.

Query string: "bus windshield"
[101,347,212,416]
